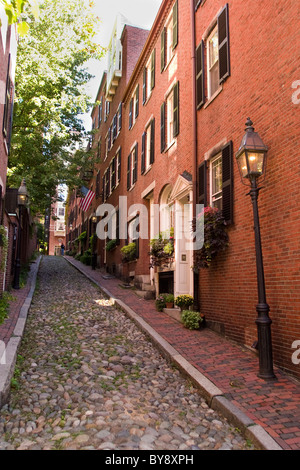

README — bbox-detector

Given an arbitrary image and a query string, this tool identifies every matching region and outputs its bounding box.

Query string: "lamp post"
[236,118,276,380]
[91,213,97,270]
[13,179,28,290]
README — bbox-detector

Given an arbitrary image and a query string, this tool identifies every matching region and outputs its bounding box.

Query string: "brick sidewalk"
[65,256,300,451]
[0,258,40,345]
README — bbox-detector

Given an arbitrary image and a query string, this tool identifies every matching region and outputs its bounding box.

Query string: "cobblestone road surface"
[0,257,254,450]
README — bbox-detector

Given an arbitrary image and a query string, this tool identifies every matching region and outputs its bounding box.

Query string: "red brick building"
[0,9,18,290]
[0,9,36,291]
[67,1,300,380]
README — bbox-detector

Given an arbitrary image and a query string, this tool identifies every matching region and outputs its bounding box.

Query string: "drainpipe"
[190,0,199,309]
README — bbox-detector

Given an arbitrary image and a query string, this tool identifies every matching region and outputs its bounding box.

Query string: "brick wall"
[195,0,300,377]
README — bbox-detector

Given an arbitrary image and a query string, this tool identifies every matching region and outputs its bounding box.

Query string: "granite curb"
[0,256,42,409]
[65,257,283,451]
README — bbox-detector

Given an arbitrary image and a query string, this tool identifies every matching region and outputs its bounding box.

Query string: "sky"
[83,0,163,130]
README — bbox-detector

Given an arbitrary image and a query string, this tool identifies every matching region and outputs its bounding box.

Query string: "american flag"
[79,186,95,212]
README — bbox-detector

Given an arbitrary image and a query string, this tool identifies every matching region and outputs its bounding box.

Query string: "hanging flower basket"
[193,207,229,269]
[149,229,174,268]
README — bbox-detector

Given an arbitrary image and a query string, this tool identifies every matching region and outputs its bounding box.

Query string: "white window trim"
[207,24,219,99]
[210,152,222,209]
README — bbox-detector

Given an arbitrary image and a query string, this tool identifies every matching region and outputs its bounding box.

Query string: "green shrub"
[0,292,15,325]
[181,310,203,330]
[106,239,117,252]
[120,242,137,262]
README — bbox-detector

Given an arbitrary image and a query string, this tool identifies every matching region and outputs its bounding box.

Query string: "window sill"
[162,52,175,73]
[143,165,152,176]
[203,85,223,109]
[164,139,176,153]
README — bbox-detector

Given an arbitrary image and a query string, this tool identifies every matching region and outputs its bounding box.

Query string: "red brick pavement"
[65,256,300,451]
[0,259,38,345]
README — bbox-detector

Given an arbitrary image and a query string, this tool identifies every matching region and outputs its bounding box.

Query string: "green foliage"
[120,242,137,263]
[165,294,174,304]
[0,0,39,36]
[194,207,229,269]
[149,229,174,267]
[0,291,15,325]
[7,0,104,215]
[0,225,9,271]
[106,239,117,252]
[181,310,203,330]
[78,231,87,242]
[155,294,166,312]
[80,249,91,265]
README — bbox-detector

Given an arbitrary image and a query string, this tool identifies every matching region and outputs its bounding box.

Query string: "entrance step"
[163,308,182,324]
[135,290,156,300]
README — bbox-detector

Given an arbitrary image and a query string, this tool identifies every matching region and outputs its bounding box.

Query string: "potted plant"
[175,294,194,311]
[165,293,174,308]
[181,310,204,330]
[155,294,168,312]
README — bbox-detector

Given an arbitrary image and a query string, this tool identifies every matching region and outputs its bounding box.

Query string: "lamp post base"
[256,303,276,380]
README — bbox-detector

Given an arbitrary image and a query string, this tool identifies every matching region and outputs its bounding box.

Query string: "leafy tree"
[0,0,39,36]
[7,0,104,214]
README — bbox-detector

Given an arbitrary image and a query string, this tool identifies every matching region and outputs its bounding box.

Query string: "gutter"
[190,0,199,307]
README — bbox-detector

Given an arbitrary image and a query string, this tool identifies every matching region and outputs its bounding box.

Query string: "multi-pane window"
[210,154,222,210]
[161,82,179,152]
[127,143,138,190]
[161,1,178,71]
[196,4,230,107]
[129,85,139,129]
[198,141,233,224]
[207,26,219,98]
[143,50,155,104]
[141,119,155,174]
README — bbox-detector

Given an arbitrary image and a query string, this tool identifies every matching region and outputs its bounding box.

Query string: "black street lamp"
[13,179,29,290]
[236,118,276,380]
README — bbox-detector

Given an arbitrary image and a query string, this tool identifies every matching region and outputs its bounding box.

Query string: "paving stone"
[0,257,253,451]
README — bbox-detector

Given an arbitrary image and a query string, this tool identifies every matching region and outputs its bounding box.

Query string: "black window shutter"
[161,28,166,72]
[143,67,147,104]
[173,82,179,137]
[116,209,120,245]
[111,157,116,190]
[151,49,155,90]
[150,119,155,164]
[161,101,166,153]
[102,175,105,202]
[222,140,233,224]
[135,85,139,118]
[133,143,138,184]
[3,54,11,138]
[218,3,230,84]
[198,161,207,206]
[127,154,131,190]
[141,132,146,174]
[196,40,205,108]
[129,98,133,129]
[172,0,178,50]
[117,148,121,183]
[118,102,122,130]
[106,166,111,196]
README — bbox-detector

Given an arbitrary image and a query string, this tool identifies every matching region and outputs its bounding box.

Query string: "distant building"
[48,198,66,256]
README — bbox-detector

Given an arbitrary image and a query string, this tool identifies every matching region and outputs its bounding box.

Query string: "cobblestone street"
[0,257,253,450]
